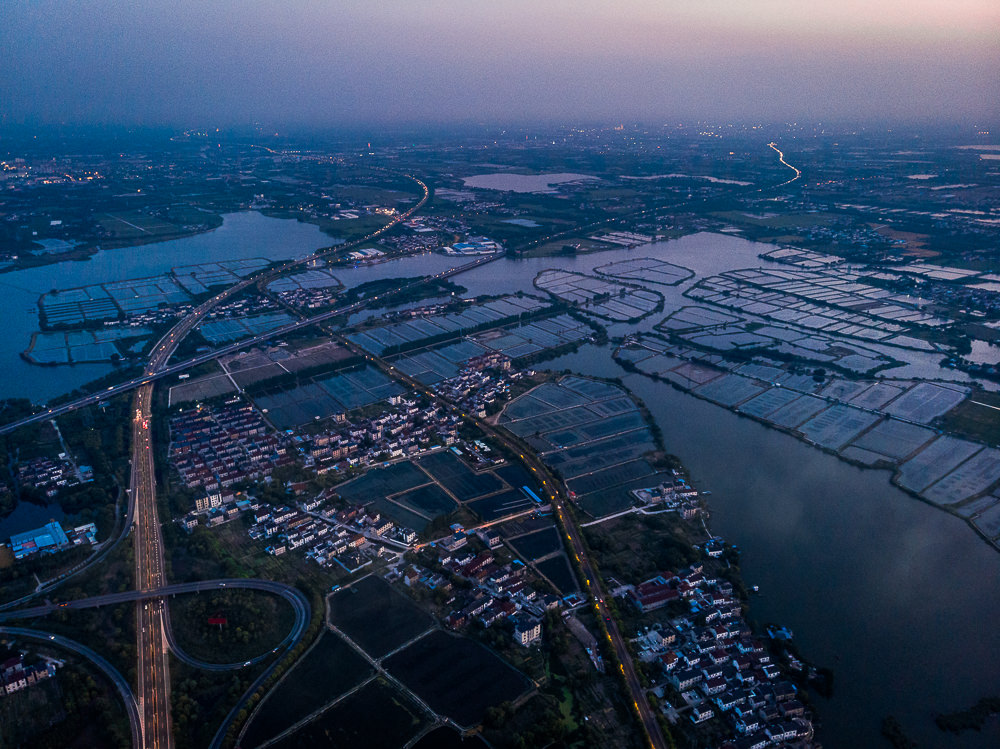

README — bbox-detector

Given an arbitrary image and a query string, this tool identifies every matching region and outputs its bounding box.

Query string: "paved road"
[124,171,428,748]
[0,625,142,748]
[341,343,668,749]
[0,578,309,637]
[0,252,501,439]
[0,577,310,747]
[469,433,667,748]
[0,169,429,749]
[0,166,694,746]
[768,142,802,187]
[131,380,172,749]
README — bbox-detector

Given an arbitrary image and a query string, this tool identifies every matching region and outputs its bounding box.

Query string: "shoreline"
[612,346,1000,554]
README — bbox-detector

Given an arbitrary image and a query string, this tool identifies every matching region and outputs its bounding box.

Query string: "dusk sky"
[3,0,998,128]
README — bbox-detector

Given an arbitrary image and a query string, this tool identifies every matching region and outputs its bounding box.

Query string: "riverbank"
[538,343,1000,749]
[612,337,1000,554]
[1,214,225,276]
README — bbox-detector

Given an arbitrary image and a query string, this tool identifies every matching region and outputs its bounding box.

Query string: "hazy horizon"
[3,1,998,129]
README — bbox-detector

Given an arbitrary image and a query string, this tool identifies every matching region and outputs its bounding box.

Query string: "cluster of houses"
[401,214,469,236]
[169,400,293,494]
[201,292,280,321]
[301,398,460,474]
[379,215,483,257]
[399,532,557,649]
[631,475,703,517]
[270,283,340,311]
[379,231,441,256]
[0,652,57,697]
[301,500,416,571]
[387,302,451,321]
[250,496,414,572]
[106,302,192,327]
[178,481,419,572]
[430,352,516,418]
[622,565,816,748]
[15,455,92,498]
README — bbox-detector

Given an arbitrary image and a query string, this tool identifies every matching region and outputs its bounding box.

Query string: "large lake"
[461,172,598,193]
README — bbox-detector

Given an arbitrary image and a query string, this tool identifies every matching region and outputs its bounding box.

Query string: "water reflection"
[541,344,1000,749]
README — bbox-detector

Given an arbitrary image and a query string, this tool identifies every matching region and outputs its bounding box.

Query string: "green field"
[521,237,615,258]
[327,576,434,658]
[938,391,1000,447]
[167,589,295,664]
[384,630,530,728]
[242,631,373,748]
[711,210,839,229]
[271,678,428,749]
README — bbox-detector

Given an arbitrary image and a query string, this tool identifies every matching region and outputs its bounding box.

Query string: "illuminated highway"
[132,382,171,749]
[0,170,434,748]
[0,166,679,746]
[122,172,429,749]
[0,578,310,749]
[0,253,495,438]
[769,142,802,187]
[0,578,307,623]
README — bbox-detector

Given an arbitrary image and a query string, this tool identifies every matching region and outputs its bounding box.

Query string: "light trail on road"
[769,142,802,187]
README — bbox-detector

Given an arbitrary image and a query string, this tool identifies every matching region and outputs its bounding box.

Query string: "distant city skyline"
[2,0,997,128]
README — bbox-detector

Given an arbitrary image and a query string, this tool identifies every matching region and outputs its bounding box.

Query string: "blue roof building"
[10,521,70,560]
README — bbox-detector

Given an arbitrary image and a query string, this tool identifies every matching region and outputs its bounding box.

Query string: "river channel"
[542,344,1000,749]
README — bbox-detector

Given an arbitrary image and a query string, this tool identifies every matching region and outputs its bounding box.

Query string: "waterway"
[0,212,332,402]
[1,221,997,746]
[542,344,1000,749]
[0,498,65,540]
[1,226,981,402]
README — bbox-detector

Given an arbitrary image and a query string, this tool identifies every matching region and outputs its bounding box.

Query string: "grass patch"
[271,677,428,749]
[384,629,530,728]
[521,237,616,258]
[938,391,1000,447]
[241,631,373,748]
[583,513,701,584]
[327,576,434,658]
[168,589,295,664]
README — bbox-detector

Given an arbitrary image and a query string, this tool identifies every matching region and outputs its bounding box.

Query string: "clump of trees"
[27,665,131,749]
